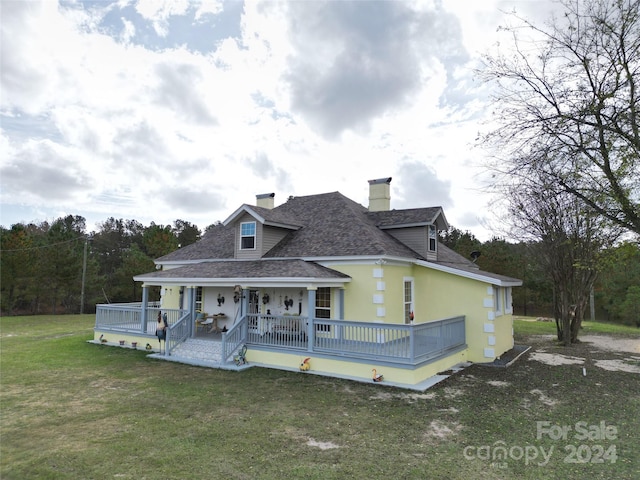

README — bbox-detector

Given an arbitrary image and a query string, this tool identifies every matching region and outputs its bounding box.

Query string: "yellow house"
[93,178,521,390]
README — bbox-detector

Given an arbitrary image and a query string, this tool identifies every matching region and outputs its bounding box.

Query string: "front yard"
[1,315,638,479]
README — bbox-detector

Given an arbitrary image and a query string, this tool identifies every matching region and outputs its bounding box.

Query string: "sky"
[0,0,561,240]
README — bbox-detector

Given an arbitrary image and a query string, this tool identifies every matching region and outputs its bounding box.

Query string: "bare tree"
[479,0,640,235]
[501,167,622,344]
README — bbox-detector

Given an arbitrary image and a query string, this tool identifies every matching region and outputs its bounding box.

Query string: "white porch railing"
[242,313,466,366]
[95,306,465,367]
[95,304,188,335]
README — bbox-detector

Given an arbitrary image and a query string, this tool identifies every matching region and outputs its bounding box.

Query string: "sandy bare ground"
[528,335,640,373]
[580,335,640,354]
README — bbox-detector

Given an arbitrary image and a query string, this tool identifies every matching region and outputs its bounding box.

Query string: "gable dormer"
[368,207,449,261]
[223,195,302,259]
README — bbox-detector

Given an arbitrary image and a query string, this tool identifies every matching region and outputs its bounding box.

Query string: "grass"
[513,316,640,337]
[1,315,639,479]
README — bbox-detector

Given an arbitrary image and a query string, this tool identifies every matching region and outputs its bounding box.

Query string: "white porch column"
[188,287,196,336]
[307,288,316,353]
[141,285,149,334]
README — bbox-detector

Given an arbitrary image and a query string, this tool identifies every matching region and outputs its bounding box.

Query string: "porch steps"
[149,338,251,371]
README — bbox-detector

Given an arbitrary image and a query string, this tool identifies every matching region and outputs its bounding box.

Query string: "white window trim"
[403,277,414,324]
[240,221,257,250]
[428,225,437,252]
[505,287,513,314]
[493,286,504,317]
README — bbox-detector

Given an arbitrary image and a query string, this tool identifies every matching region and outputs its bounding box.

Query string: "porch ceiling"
[134,258,351,287]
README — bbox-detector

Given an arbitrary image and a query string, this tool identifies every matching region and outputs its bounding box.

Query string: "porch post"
[337,288,345,341]
[307,288,316,353]
[241,287,249,319]
[188,286,196,336]
[141,285,149,334]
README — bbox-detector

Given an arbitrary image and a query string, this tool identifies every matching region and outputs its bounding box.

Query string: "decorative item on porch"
[372,369,384,382]
[234,345,247,366]
[409,311,414,322]
[262,293,270,304]
[284,296,294,310]
[119,340,125,346]
[233,285,242,303]
[131,342,137,348]
[217,294,225,306]
[299,357,310,371]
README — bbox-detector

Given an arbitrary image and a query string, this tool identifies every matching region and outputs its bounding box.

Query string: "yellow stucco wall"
[246,348,468,386]
[330,263,413,323]
[92,330,162,352]
[161,287,181,310]
[331,261,513,363]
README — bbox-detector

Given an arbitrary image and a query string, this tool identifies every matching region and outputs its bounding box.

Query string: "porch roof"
[134,259,351,287]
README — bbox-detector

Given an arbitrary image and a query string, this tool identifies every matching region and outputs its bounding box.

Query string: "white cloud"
[0,0,563,240]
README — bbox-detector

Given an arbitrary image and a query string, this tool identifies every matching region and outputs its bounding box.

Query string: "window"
[315,287,331,331]
[505,287,513,314]
[403,279,414,324]
[240,222,256,249]
[195,287,203,312]
[428,225,437,251]
[493,286,503,315]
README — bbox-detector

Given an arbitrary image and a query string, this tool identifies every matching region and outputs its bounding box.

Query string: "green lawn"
[513,317,640,337]
[1,315,638,479]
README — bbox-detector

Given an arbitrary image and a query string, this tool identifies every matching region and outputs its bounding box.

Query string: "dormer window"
[240,221,256,249]
[428,225,437,252]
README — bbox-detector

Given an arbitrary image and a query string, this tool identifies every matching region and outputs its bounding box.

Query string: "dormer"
[368,207,449,261]
[222,194,302,259]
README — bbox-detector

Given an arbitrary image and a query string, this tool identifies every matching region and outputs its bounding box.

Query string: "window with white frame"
[240,221,256,249]
[315,287,331,331]
[505,287,513,314]
[493,286,503,316]
[195,287,203,312]
[403,278,414,324]
[428,225,437,252]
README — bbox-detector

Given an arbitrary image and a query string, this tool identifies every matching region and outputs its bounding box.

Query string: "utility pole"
[80,236,88,314]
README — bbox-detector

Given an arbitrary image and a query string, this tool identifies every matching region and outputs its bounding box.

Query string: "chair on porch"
[195,312,206,334]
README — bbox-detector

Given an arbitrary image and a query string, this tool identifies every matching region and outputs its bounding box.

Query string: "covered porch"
[94,295,467,369]
[92,259,468,386]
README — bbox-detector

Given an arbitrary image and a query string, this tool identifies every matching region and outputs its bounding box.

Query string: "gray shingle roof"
[263,192,423,258]
[156,223,234,262]
[151,190,520,284]
[135,259,350,281]
[367,207,444,228]
[237,205,303,228]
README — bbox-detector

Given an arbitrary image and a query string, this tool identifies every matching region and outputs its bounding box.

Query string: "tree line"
[1,215,638,327]
[0,216,204,315]
[441,227,640,328]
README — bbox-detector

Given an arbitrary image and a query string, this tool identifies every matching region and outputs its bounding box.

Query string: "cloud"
[394,162,453,209]
[0,140,92,202]
[283,1,468,139]
[154,62,218,125]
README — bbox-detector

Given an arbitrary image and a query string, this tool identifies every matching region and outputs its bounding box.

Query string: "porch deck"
[95,304,466,369]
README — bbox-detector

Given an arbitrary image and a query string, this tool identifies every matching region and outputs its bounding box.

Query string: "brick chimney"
[256,192,275,209]
[368,177,392,212]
